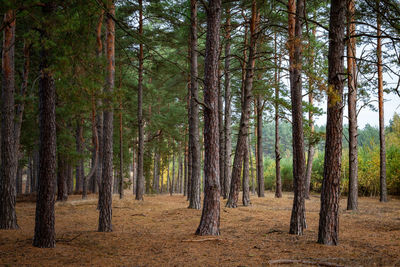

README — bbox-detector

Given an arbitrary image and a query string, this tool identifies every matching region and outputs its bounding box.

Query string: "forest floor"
[1,191,399,266]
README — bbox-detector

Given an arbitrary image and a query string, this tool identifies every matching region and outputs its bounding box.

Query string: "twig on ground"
[182,238,221,242]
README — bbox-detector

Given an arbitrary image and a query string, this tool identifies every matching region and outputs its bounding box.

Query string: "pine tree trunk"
[223,7,232,200]
[75,120,83,193]
[288,0,307,236]
[184,148,188,196]
[16,165,23,195]
[136,0,145,201]
[33,3,57,247]
[188,0,201,209]
[0,9,18,229]
[172,153,175,195]
[218,65,225,197]
[249,136,256,195]
[317,0,346,245]
[57,154,68,201]
[242,137,251,206]
[195,0,221,236]
[347,0,358,209]
[256,96,264,197]
[377,2,387,203]
[119,101,124,199]
[98,0,115,232]
[226,0,258,208]
[274,48,282,198]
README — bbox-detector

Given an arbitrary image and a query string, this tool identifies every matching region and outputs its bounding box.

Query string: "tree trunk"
[218,64,225,197]
[256,95,264,197]
[188,0,201,210]
[119,101,124,199]
[0,9,18,229]
[317,0,346,245]
[16,164,23,195]
[136,0,145,201]
[184,147,188,196]
[167,158,171,194]
[347,0,358,209]
[226,0,258,208]
[26,156,32,194]
[377,2,387,203]
[172,153,175,194]
[57,154,68,201]
[249,136,256,195]
[98,0,115,232]
[288,0,307,236]
[75,120,84,193]
[223,7,232,200]
[67,161,73,195]
[242,136,251,206]
[195,0,221,236]
[33,3,57,247]
[274,33,282,198]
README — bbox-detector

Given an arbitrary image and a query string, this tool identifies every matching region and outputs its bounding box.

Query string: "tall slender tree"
[0,9,18,230]
[195,0,221,236]
[256,96,264,197]
[136,0,145,201]
[188,0,201,209]
[226,0,259,208]
[274,32,282,198]
[318,0,346,245]
[347,0,358,210]
[223,6,232,200]
[33,2,57,247]
[377,1,388,203]
[98,0,115,232]
[289,0,307,235]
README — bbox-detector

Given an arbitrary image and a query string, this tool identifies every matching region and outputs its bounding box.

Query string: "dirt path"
[0,192,399,266]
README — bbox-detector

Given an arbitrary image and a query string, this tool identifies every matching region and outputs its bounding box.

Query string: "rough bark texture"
[377,4,387,203]
[226,1,258,208]
[0,10,18,230]
[223,7,232,200]
[305,25,316,200]
[242,137,251,206]
[119,101,124,199]
[57,154,68,201]
[256,96,264,197]
[274,33,282,199]
[188,0,201,209]
[347,0,358,210]
[218,65,225,197]
[98,0,115,232]
[288,0,307,236]
[136,0,145,201]
[75,120,84,193]
[33,3,57,247]
[195,0,221,236]
[317,0,346,245]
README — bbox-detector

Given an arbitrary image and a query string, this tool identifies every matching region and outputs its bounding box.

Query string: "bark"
[242,136,251,206]
[119,101,124,199]
[347,0,358,209]
[171,153,175,194]
[223,7,232,200]
[377,3,388,203]
[188,0,201,209]
[33,3,57,247]
[305,25,316,200]
[289,0,307,236]
[274,34,282,198]
[317,0,346,245]
[75,120,84,193]
[26,156,31,194]
[218,63,225,197]
[249,137,256,195]
[136,0,145,201]
[16,165,23,195]
[256,95,264,197]
[184,147,188,196]
[167,158,170,194]
[0,9,18,229]
[95,10,104,200]
[98,0,115,232]
[195,0,221,236]
[57,154,68,202]
[67,161,73,195]
[226,0,258,208]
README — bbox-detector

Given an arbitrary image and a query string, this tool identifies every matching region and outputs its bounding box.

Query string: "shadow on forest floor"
[1,191,400,266]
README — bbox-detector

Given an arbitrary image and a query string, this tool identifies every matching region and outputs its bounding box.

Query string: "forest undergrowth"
[0,192,399,266]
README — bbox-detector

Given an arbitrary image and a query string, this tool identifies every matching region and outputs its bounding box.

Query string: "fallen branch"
[268,259,344,267]
[56,233,83,243]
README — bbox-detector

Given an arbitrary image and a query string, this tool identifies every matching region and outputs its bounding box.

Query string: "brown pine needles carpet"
[0,192,399,266]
